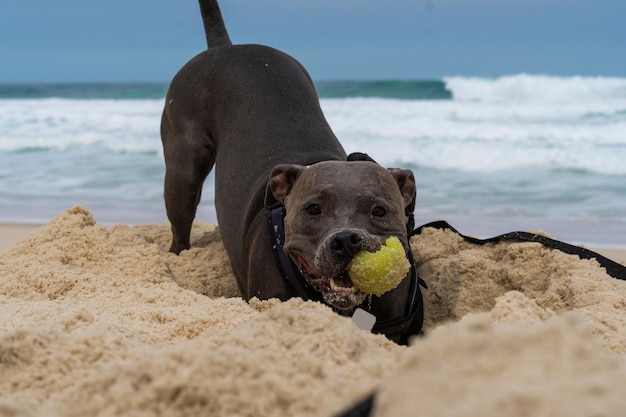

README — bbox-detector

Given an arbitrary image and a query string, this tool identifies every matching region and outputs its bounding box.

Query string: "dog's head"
[266,160,416,311]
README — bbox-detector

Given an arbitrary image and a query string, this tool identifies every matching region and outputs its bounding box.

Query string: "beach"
[1,205,626,417]
[1,75,625,416]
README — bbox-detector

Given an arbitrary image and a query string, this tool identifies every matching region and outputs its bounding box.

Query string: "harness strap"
[412,220,626,281]
[266,204,323,301]
[370,249,425,344]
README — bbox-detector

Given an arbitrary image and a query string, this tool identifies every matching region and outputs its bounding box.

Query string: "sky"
[1,0,625,83]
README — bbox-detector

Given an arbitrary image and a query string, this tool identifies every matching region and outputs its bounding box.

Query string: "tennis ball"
[347,236,410,296]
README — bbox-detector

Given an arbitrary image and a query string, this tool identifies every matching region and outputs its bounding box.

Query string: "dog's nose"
[330,231,363,258]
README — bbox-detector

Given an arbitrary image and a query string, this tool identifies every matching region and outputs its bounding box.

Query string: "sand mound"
[1,206,625,417]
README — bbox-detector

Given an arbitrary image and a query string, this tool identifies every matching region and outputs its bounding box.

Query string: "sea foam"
[443,74,626,102]
[0,98,163,153]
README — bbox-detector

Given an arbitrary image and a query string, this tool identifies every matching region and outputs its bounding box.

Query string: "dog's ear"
[387,168,416,213]
[265,164,307,206]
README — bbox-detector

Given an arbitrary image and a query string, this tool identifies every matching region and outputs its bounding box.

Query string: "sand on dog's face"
[1,206,626,417]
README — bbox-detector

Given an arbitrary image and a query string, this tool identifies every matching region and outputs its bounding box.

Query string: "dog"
[161,0,419,340]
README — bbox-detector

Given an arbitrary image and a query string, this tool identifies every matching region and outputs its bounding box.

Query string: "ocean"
[1,74,625,247]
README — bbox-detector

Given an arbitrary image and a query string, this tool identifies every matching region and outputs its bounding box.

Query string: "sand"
[0,224,41,255]
[1,206,626,417]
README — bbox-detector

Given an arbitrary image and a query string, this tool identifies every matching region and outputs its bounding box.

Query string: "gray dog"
[161,0,421,342]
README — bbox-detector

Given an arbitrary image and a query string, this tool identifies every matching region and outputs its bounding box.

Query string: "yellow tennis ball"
[347,236,410,296]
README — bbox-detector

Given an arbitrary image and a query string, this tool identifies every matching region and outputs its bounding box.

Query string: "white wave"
[443,74,626,103]
[1,92,625,177]
[321,97,626,175]
[1,90,625,244]
[0,98,164,153]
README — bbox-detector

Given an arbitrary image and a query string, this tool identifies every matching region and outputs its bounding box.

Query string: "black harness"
[266,203,427,345]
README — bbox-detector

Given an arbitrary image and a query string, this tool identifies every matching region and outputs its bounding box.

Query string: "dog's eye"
[305,204,322,215]
[371,206,387,217]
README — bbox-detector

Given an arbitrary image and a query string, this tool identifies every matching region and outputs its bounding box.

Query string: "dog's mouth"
[297,256,367,312]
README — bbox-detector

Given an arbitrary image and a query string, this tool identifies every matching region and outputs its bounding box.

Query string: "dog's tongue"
[298,256,317,275]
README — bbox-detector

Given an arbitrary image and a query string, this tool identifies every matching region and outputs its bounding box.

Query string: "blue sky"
[2,0,625,83]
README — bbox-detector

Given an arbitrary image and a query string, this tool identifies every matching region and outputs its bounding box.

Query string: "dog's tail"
[198,0,232,48]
